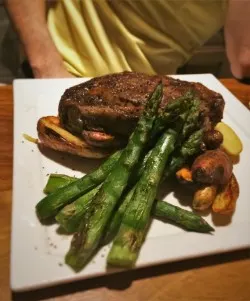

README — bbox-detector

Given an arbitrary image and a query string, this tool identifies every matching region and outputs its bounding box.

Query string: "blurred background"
[0,2,233,84]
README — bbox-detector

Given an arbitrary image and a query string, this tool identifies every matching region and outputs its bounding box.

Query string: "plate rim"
[10,73,250,292]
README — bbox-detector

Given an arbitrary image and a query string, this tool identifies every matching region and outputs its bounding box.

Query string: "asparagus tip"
[206,224,215,232]
[199,219,215,233]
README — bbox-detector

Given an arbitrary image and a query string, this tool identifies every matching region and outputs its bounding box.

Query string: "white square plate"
[11,74,250,292]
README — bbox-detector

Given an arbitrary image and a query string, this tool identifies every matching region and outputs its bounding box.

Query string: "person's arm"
[225,0,250,79]
[4,0,73,78]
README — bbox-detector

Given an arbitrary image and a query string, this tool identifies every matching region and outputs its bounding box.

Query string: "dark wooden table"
[0,80,250,301]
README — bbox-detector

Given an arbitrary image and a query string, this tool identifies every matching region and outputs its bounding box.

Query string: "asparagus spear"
[103,186,136,244]
[164,129,204,179]
[181,128,203,157]
[43,174,214,235]
[130,109,192,184]
[153,201,214,232]
[107,128,177,267]
[150,91,194,138]
[163,96,203,180]
[105,128,205,245]
[43,174,76,194]
[181,98,200,138]
[104,184,214,244]
[44,174,76,193]
[36,149,122,220]
[55,185,101,233]
[65,83,163,271]
[129,94,196,180]
[134,100,203,184]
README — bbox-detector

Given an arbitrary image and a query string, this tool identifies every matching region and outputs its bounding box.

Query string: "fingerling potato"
[215,122,243,156]
[193,185,217,211]
[212,173,239,215]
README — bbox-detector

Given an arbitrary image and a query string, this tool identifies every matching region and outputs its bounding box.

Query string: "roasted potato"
[203,129,223,150]
[212,173,239,215]
[215,122,243,156]
[37,116,110,158]
[191,149,233,185]
[193,185,217,211]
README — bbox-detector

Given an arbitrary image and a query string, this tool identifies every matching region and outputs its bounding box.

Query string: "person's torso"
[47,0,228,77]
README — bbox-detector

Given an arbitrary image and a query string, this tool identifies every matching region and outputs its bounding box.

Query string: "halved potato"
[37,116,111,158]
[193,185,218,211]
[215,122,243,156]
[212,173,239,215]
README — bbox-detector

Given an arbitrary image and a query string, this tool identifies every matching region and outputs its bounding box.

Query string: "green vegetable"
[43,174,76,194]
[65,83,163,272]
[36,150,122,220]
[55,185,101,233]
[107,129,177,267]
[153,201,214,232]
[130,107,198,186]
[104,182,214,244]
[182,98,200,138]
[151,91,194,137]
[163,98,203,180]
[103,186,136,244]
[44,174,76,193]
[44,174,214,234]
[181,128,203,157]
[164,129,203,179]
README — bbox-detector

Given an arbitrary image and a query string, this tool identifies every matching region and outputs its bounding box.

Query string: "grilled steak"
[37,71,225,158]
[59,71,224,148]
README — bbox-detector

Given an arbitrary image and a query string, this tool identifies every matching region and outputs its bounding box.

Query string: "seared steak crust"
[59,71,225,146]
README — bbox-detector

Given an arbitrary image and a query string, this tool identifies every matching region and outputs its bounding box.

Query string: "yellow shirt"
[47,0,228,77]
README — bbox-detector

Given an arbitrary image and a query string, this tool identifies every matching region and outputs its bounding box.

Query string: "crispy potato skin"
[193,185,217,211]
[203,130,223,150]
[191,149,233,185]
[212,173,239,214]
[37,116,111,158]
[215,122,243,156]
